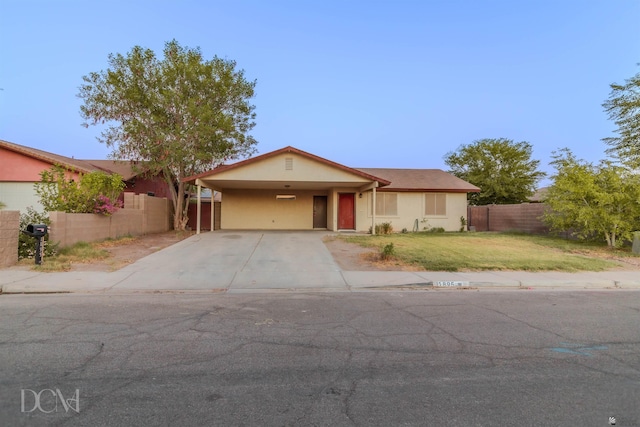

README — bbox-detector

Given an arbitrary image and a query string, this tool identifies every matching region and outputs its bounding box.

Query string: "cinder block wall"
[49,195,172,248]
[468,204,549,234]
[0,210,20,268]
[144,195,173,233]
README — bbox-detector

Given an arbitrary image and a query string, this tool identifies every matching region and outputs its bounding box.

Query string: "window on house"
[285,158,293,170]
[375,193,398,216]
[425,193,446,216]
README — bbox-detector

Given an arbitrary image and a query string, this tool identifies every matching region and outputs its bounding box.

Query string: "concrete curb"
[2,274,639,294]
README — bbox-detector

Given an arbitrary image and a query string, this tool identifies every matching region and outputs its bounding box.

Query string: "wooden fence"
[467,203,549,234]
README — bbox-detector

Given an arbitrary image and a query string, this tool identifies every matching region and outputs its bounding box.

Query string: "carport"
[183,146,390,234]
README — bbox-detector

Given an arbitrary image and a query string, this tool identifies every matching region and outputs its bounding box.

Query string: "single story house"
[184,146,480,234]
[0,139,171,213]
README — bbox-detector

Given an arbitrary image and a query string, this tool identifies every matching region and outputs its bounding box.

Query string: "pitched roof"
[355,168,480,193]
[529,187,549,202]
[183,146,392,186]
[0,139,145,180]
[83,160,146,181]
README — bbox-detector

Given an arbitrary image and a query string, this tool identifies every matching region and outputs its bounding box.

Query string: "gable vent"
[285,157,293,170]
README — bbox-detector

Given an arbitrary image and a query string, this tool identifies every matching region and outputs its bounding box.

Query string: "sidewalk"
[1,266,639,294]
[2,231,639,294]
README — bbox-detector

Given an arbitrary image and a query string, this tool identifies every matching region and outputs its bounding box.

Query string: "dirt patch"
[323,236,420,271]
[69,231,195,272]
[590,253,640,270]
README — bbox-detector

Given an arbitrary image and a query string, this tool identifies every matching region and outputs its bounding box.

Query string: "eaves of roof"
[183,146,392,186]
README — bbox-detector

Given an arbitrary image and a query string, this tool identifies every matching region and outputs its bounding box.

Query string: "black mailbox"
[22,224,48,265]
[25,224,48,237]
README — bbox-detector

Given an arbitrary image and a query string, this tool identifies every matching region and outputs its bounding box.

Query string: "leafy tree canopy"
[78,39,258,229]
[35,165,125,215]
[444,138,545,205]
[603,66,640,167]
[542,149,640,247]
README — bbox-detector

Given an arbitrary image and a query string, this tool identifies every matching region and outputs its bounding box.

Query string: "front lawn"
[340,232,635,272]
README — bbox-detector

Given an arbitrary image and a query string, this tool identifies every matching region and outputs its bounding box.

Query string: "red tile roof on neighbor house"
[0,139,146,180]
[356,168,481,193]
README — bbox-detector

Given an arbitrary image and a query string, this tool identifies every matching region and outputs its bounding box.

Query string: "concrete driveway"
[111,231,347,291]
[3,232,640,294]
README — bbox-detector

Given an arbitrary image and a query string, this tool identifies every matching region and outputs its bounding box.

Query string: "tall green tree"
[78,40,257,229]
[603,67,640,167]
[543,149,640,247]
[444,138,545,205]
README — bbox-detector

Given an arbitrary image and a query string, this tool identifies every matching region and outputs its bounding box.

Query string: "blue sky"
[1,0,639,183]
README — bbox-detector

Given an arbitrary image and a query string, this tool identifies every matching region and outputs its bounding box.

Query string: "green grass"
[341,232,633,272]
[20,240,111,272]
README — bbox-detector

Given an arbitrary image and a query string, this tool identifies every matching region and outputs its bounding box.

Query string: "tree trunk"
[174,181,186,230]
[163,169,187,231]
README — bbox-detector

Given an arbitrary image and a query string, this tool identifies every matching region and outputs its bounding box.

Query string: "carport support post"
[372,187,376,235]
[196,184,201,235]
[211,189,216,231]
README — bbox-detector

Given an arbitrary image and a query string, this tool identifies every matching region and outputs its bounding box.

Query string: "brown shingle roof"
[355,168,480,193]
[84,160,146,181]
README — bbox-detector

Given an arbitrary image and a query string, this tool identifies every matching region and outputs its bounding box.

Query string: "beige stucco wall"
[221,189,331,230]
[207,152,372,186]
[364,191,468,232]
[0,210,19,268]
[219,189,468,233]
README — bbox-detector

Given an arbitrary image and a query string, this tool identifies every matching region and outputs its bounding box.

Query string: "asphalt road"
[1,290,639,426]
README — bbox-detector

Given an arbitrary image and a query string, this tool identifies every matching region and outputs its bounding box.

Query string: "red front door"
[338,193,355,229]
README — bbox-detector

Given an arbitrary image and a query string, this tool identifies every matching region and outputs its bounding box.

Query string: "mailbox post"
[22,224,48,265]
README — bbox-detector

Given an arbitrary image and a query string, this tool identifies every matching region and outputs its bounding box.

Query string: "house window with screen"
[375,193,398,216]
[425,193,446,216]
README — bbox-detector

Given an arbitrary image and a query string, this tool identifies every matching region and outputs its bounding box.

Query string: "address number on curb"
[435,281,469,287]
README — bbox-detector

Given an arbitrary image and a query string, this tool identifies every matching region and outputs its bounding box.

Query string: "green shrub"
[18,207,58,260]
[459,216,467,232]
[381,243,395,260]
[370,222,393,234]
[35,165,124,215]
[428,227,446,233]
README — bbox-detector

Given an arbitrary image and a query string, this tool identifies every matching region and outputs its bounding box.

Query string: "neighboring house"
[528,187,549,203]
[187,189,222,231]
[184,146,480,233]
[0,139,171,213]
